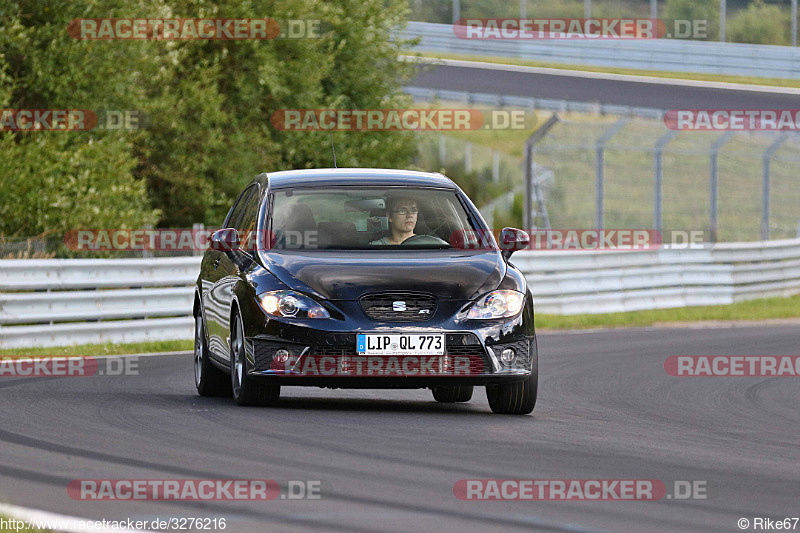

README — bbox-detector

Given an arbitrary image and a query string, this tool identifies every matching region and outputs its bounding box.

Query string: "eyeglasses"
[391,207,419,216]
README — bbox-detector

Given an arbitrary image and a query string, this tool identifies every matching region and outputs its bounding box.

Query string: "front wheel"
[486,373,537,415]
[195,313,231,397]
[230,313,280,407]
[432,385,473,403]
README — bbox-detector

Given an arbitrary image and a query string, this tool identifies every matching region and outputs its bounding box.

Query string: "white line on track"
[0,502,157,533]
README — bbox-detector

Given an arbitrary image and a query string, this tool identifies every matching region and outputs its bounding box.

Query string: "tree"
[0,0,419,238]
[663,0,720,41]
[727,0,789,45]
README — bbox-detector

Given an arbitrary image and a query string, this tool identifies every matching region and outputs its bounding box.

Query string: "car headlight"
[467,290,524,319]
[257,290,330,319]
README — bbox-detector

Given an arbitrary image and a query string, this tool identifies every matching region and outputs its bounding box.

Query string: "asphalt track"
[1,324,799,532]
[411,61,800,109]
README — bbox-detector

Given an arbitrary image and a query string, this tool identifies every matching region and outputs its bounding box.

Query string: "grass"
[0,339,192,358]
[417,52,800,89]
[536,294,800,330]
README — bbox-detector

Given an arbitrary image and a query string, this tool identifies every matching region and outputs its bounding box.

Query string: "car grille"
[359,292,437,322]
[313,345,353,356]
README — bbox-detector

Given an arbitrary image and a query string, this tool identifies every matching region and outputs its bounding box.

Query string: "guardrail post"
[595,117,629,231]
[709,131,733,243]
[142,224,153,259]
[523,113,560,230]
[761,133,789,240]
[653,130,677,233]
[193,223,204,257]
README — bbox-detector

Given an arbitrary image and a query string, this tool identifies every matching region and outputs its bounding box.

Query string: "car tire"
[486,372,537,415]
[431,385,473,403]
[230,313,280,407]
[194,313,232,397]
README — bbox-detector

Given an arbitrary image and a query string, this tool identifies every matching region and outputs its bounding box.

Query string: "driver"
[370,196,419,245]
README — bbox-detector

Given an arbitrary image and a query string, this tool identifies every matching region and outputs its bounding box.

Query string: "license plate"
[357,333,445,355]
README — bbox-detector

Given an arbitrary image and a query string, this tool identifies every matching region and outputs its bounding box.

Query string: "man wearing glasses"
[370,196,421,245]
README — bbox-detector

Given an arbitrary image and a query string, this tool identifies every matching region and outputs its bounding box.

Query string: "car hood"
[259,250,505,301]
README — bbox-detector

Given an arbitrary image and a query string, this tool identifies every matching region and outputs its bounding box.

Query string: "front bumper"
[244,331,535,388]
[238,292,537,388]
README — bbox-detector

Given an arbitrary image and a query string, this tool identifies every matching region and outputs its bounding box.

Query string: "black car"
[193,168,538,414]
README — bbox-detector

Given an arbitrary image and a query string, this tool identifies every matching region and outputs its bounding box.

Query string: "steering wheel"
[401,234,449,245]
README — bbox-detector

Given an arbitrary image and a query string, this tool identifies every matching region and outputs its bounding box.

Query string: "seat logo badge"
[393,301,406,312]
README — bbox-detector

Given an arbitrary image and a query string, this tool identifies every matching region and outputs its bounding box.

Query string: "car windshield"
[267,187,483,250]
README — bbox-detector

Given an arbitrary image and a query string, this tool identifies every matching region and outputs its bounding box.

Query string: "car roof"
[258,168,457,190]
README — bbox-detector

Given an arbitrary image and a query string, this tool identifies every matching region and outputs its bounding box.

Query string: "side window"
[225,185,256,229]
[234,186,261,236]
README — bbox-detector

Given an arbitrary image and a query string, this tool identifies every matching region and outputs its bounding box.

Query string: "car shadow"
[273,396,492,414]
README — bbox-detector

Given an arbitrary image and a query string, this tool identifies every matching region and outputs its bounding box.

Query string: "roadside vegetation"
[0,0,418,243]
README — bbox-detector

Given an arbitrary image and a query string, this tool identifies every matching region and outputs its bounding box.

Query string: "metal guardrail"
[0,257,200,349]
[1,241,799,348]
[401,22,800,79]
[514,239,800,314]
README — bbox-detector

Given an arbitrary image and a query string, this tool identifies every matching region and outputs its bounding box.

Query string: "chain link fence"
[526,115,800,241]
[413,112,800,242]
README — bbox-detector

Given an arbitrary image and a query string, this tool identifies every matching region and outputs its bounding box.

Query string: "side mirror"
[210,228,240,252]
[499,227,530,260]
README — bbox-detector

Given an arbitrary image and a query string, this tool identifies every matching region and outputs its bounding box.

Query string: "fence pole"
[523,114,560,230]
[465,142,472,173]
[650,0,657,19]
[595,117,629,230]
[492,150,500,183]
[793,0,798,47]
[761,133,789,240]
[584,0,591,19]
[709,131,733,243]
[720,0,726,42]
[520,0,526,19]
[653,130,677,232]
[452,0,460,23]
[439,135,446,165]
